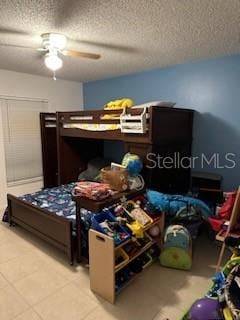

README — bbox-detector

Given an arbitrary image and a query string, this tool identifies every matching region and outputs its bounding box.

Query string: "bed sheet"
[19,183,77,220]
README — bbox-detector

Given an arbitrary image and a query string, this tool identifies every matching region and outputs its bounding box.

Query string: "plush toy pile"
[104,98,135,110]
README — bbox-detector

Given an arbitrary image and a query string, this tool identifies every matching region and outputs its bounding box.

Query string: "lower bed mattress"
[19,183,77,221]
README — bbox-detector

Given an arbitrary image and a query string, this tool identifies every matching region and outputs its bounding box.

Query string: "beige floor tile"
[15,309,42,320]
[0,272,9,289]
[0,221,9,230]
[0,285,29,320]
[32,240,71,266]
[3,227,44,250]
[84,306,119,320]
[152,306,183,320]
[88,281,162,320]
[33,283,98,320]
[72,267,105,303]
[0,241,32,264]
[0,228,13,246]
[40,254,83,282]
[13,268,69,305]
[0,251,47,283]
[0,219,228,320]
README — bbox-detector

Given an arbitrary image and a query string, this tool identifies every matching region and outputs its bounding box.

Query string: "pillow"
[132,101,176,109]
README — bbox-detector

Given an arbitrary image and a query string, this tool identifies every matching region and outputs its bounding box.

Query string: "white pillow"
[132,101,176,108]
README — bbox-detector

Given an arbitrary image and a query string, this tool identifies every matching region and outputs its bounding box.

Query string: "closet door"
[40,113,58,188]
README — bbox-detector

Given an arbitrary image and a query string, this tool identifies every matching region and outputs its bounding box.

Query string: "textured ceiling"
[0,0,240,82]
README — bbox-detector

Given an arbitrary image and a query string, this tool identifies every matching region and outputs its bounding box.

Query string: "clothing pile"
[208,192,237,232]
[74,181,111,200]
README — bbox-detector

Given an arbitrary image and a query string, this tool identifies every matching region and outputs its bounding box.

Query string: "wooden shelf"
[115,216,163,272]
[216,229,240,242]
[115,238,132,250]
[115,239,155,273]
[89,212,165,304]
[144,217,162,231]
[115,259,154,295]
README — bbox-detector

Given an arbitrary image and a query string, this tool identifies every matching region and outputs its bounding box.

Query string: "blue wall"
[83,54,240,190]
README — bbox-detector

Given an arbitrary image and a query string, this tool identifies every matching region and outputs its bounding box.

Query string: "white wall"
[0,69,83,211]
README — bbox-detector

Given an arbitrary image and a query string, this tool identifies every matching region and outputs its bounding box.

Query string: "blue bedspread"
[19,183,77,220]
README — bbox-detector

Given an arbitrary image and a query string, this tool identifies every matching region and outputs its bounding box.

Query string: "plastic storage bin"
[123,200,153,228]
[115,248,129,271]
[91,210,131,245]
[142,252,153,269]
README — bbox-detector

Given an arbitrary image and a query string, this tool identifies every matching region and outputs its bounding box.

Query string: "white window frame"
[0,95,48,187]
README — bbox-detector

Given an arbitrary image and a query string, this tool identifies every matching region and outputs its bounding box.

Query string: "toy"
[187,297,223,320]
[121,153,143,176]
[104,98,134,110]
[123,200,152,226]
[99,220,129,243]
[115,214,144,238]
[121,153,144,190]
[224,264,240,320]
[148,225,160,237]
[180,235,240,320]
[208,271,226,298]
[126,220,144,238]
[223,307,233,320]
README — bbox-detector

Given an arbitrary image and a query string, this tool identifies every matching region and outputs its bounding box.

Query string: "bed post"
[68,221,74,266]
[7,195,13,226]
[76,205,82,263]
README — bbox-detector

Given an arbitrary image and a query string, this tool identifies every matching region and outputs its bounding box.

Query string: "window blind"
[1,98,48,185]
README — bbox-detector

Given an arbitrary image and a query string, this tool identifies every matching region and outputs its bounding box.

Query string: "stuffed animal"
[122,152,143,176]
[104,98,135,110]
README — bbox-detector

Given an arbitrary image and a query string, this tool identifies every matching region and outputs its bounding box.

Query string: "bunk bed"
[6,105,194,264]
[57,106,194,191]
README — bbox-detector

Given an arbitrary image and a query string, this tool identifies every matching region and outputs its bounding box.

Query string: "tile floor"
[0,220,229,320]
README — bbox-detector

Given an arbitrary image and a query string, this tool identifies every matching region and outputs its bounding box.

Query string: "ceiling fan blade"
[37,47,48,52]
[62,49,101,60]
[0,27,30,36]
[0,43,37,50]
[77,40,138,53]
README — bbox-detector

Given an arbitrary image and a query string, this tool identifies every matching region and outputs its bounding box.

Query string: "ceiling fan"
[0,33,101,79]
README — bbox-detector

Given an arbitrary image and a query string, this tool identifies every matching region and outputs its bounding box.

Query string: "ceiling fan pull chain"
[53,71,57,81]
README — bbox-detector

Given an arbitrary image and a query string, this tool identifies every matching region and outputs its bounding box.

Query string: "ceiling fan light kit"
[44,52,63,71]
[0,32,101,80]
[41,33,67,50]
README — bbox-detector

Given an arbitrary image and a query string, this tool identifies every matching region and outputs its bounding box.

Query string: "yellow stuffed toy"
[104,98,134,110]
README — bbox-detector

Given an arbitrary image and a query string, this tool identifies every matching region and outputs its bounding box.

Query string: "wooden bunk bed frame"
[40,112,58,188]
[57,106,194,191]
[6,106,194,265]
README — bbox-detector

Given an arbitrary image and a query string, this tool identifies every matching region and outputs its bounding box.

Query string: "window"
[1,98,48,185]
